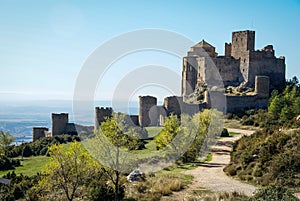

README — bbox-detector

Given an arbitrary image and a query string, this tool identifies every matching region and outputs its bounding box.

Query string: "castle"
[182,30,285,95]
[32,30,286,141]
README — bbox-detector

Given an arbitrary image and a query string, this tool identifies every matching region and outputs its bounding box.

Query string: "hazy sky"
[0,0,299,101]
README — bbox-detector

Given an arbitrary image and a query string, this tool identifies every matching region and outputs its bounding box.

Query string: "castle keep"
[182,30,285,96]
[32,30,286,140]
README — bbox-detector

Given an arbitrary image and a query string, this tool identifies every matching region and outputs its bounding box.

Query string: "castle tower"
[225,42,232,57]
[231,30,255,59]
[51,113,68,136]
[182,57,198,96]
[255,76,270,98]
[32,127,48,141]
[94,107,113,130]
[139,96,157,127]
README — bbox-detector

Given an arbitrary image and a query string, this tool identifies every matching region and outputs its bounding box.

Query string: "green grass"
[0,156,49,177]
[205,153,212,162]
[224,119,256,130]
[229,131,240,136]
[145,126,162,138]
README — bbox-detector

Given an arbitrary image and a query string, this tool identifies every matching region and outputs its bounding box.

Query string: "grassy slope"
[0,156,49,177]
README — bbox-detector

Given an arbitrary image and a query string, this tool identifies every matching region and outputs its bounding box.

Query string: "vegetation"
[224,128,300,189]
[249,185,299,201]
[6,134,80,159]
[0,131,15,156]
[0,172,40,201]
[32,142,101,201]
[0,156,48,177]
[154,110,223,163]
[241,77,300,129]
[220,128,230,137]
[154,114,181,150]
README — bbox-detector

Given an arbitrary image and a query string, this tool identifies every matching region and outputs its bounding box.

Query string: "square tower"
[231,30,255,59]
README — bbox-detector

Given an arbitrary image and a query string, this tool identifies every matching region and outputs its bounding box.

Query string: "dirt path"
[161,128,257,201]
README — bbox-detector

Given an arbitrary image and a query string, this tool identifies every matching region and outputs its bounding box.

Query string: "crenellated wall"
[94,107,113,130]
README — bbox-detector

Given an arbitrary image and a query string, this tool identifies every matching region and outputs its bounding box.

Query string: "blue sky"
[0,0,299,101]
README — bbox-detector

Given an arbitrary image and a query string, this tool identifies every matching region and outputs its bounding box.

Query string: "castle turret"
[52,113,68,136]
[139,96,157,127]
[94,107,113,130]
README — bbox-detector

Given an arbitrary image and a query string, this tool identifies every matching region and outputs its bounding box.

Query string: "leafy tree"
[268,95,283,120]
[182,109,222,162]
[268,84,300,123]
[155,114,181,150]
[154,110,222,162]
[0,131,15,156]
[35,142,101,201]
[86,113,141,201]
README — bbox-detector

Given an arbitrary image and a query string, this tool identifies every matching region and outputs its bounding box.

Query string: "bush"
[7,134,81,158]
[249,185,298,201]
[0,156,20,170]
[0,172,40,200]
[224,128,300,188]
[220,128,230,137]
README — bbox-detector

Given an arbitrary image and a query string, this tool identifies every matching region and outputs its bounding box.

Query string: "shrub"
[249,185,298,201]
[220,128,230,137]
[0,156,20,170]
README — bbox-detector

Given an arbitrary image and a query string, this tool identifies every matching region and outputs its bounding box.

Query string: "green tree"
[155,114,181,150]
[0,131,15,156]
[182,109,222,162]
[268,96,283,120]
[35,142,101,201]
[86,113,139,201]
[154,110,222,162]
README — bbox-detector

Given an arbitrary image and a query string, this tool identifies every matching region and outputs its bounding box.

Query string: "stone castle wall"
[52,113,68,136]
[181,30,286,96]
[95,107,113,130]
[139,96,158,127]
[32,127,48,141]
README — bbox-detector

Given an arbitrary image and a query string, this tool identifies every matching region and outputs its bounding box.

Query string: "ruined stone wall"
[139,96,157,127]
[52,113,68,136]
[182,56,198,96]
[206,91,226,113]
[32,127,48,141]
[248,50,285,90]
[225,43,232,57]
[163,96,184,116]
[163,95,206,117]
[255,76,270,98]
[226,95,268,113]
[212,57,241,86]
[129,115,139,126]
[95,107,113,130]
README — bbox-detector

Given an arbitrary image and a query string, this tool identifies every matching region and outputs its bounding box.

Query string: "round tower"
[139,96,157,127]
